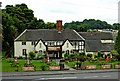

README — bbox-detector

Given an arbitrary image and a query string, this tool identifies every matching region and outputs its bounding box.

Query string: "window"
[39,50,42,55]
[31,41,35,45]
[45,42,47,45]
[22,42,26,45]
[57,42,59,45]
[66,50,69,54]
[40,43,42,48]
[67,43,69,48]
[54,42,56,45]
[50,42,51,46]
[23,49,26,55]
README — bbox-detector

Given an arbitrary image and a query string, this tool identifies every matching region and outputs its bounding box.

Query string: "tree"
[64,19,114,30]
[114,28,120,61]
[111,50,120,60]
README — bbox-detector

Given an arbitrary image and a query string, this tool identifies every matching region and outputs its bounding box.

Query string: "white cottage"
[14,20,85,58]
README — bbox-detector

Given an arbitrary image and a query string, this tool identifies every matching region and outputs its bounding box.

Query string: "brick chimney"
[56,20,63,32]
[15,32,17,39]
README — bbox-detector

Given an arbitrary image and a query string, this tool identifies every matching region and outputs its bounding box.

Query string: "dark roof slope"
[16,29,83,41]
[86,40,114,52]
[79,32,113,40]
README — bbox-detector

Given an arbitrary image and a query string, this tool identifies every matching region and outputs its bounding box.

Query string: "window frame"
[22,42,26,45]
[31,41,35,45]
[23,49,26,55]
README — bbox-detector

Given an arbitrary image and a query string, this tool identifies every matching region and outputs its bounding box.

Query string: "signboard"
[115,65,120,69]
[86,65,96,70]
[48,47,60,51]
[49,66,60,70]
[22,67,34,71]
[101,65,111,69]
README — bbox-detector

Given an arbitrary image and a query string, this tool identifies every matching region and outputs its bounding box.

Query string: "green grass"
[1,59,59,72]
[65,60,120,69]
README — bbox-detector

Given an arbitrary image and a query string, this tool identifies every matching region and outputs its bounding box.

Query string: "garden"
[64,50,120,70]
[1,51,59,72]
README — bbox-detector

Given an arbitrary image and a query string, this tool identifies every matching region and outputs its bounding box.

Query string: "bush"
[64,54,69,57]
[80,52,85,56]
[87,54,92,58]
[29,52,36,60]
[78,55,86,62]
[2,52,6,57]
[17,56,23,59]
[94,54,98,58]
[111,50,120,60]
[41,63,48,71]
[98,51,101,57]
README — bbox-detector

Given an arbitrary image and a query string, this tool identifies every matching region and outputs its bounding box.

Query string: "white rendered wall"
[14,41,35,57]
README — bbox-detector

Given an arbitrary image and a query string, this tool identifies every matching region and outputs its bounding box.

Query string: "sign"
[27,59,29,64]
[22,67,34,71]
[86,65,96,70]
[115,65,120,69]
[15,57,17,62]
[48,47,60,51]
[47,57,50,62]
[49,66,60,70]
[101,65,111,69]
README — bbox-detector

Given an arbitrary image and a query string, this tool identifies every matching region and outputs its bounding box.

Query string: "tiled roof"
[79,32,113,40]
[86,40,114,52]
[16,29,83,41]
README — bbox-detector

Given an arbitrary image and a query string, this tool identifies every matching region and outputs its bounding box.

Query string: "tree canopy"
[64,19,119,32]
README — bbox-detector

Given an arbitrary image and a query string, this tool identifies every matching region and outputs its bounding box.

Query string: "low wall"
[49,66,60,70]
[22,67,34,71]
[86,65,96,70]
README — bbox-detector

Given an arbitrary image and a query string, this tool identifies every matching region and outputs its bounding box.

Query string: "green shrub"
[80,52,85,56]
[2,52,6,57]
[17,56,23,59]
[98,51,101,57]
[29,52,36,59]
[94,54,98,58]
[41,63,48,71]
[87,54,92,58]
[78,55,86,62]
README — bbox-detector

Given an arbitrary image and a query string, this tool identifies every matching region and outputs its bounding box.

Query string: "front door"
[59,51,62,59]
[54,52,58,59]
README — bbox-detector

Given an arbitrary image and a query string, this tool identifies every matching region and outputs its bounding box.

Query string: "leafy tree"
[114,28,120,60]
[64,19,114,30]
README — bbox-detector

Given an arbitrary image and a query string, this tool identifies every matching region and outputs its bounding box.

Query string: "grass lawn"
[1,59,59,72]
[65,60,120,69]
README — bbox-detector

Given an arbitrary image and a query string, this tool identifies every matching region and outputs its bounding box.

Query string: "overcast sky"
[1,0,119,25]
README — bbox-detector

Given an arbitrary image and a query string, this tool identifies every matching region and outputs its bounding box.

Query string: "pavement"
[52,59,75,70]
[2,69,119,77]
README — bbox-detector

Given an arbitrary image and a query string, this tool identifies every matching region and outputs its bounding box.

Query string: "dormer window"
[22,42,26,45]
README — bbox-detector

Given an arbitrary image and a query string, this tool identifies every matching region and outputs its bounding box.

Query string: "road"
[2,72,119,81]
